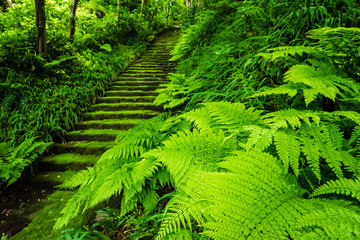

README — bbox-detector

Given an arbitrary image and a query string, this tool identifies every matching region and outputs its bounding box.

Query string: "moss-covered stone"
[83,110,159,120]
[12,191,94,240]
[40,153,100,171]
[104,90,158,97]
[90,102,158,111]
[75,118,142,130]
[66,129,125,141]
[52,141,117,154]
[96,96,156,104]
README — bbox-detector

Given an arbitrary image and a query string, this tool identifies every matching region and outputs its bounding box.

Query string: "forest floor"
[0,27,179,239]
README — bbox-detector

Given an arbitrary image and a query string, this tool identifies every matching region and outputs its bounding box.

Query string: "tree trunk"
[5,0,14,8]
[35,0,47,58]
[117,0,120,20]
[140,0,147,17]
[68,0,79,39]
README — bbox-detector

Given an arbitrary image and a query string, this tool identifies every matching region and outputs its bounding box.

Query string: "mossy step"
[112,80,166,87]
[96,96,156,103]
[75,118,141,130]
[25,170,78,187]
[124,69,165,73]
[89,102,160,112]
[126,66,173,71]
[137,57,170,61]
[39,153,100,171]
[119,73,167,78]
[141,54,171,57]
[116,76,164,81]
[131,62,175,67]
[66,129,125,141]
[83,110,159,120]
[134,60,171,64]
[52,141,117,155]
[109,85,161,91]
[104,90,158,97]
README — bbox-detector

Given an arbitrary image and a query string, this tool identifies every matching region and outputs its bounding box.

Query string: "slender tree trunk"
[117,0,120,20]
[68,0,79,39]
[35,0,47,58]
[5,0,14,8]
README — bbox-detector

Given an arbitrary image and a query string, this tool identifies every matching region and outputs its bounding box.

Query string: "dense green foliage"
[55,0,360,238]
[2,0,360,239]
[0,0,184,186]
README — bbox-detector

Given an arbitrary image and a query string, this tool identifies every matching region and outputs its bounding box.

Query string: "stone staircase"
[30,28,179,187]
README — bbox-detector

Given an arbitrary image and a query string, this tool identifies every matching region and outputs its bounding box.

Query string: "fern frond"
[150,129,236,187]
[251,83,299,99]
[203,102,262,131]
[244,126,275,151]
[262,108,321,129]
[310,178,360,201]
[158,150,360,239]
[297,207,360,239]
[301,137,321,180]
[57,167,96,190]
[274,130,301,175]
[284,62,345,105]
[258,46,327,62]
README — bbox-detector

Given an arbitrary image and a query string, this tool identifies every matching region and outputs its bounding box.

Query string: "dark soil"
[0,181,54,238]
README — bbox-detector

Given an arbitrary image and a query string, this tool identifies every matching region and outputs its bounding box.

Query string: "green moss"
[33,170,78,184]
[85,110,158,116]
[42,153,100,165]
[69,129,125,136]
[81,118,143,125]
[73,141,117,148]
[12,191,94,240]
[92,102,154,108]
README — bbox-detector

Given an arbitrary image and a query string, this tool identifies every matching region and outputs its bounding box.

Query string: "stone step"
[39,153,100,171]
[89,102,160,111]
[96,96,156,103]
[119,73,167,78]
[126,66,174,71]
[112,80,166,87]
[83,110,159,120]
[116,76,165,81]
[137,57,170,61]
[124,69,165,74]
[75,119,142,130]
[134,60,171,64]
[104,90,158,97]
[141,54,171,57]
[66,129,125,141]
[109,85,161,91]
[131,62,175,67]
[25,170,78,187]
[52,141,117,155]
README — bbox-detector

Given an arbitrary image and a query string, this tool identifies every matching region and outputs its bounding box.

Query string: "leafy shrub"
[0,138,51,186]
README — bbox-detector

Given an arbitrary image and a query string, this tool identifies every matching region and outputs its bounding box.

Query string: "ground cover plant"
[53,0,360,239]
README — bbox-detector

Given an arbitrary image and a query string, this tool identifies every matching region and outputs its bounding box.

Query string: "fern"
[262,108,321,129]
[258,46,327,63]
[157,150,360,239]
[297,207,360,239]
[148,129,237,187]
[0,138,51,186]
[310,178,360,201]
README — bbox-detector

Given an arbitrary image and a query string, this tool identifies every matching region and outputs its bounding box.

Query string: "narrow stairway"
[30,28,179,187]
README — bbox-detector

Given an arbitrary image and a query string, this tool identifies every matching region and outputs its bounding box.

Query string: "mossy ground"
[11,191,94,240]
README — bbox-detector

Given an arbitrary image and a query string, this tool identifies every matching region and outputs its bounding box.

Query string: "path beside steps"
[29,28,179,187]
